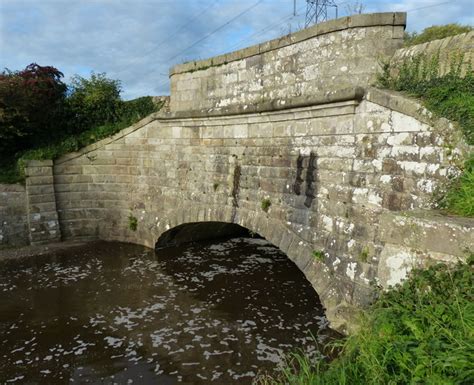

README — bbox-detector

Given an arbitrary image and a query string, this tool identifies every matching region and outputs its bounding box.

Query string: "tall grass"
[255,257,474,385]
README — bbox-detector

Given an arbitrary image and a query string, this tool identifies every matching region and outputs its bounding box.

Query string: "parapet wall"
[169,13,406,112]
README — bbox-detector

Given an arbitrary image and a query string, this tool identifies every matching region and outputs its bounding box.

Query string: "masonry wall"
[0,184,28,247]
[390,31,474,77]
[51,88,472,333]
[169,13,406,112]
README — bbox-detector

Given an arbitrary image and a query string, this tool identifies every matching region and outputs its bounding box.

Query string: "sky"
[1,0,472,99]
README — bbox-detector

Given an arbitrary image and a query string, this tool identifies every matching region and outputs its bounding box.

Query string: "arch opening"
[152,221,341,363]
[155,221,254,249]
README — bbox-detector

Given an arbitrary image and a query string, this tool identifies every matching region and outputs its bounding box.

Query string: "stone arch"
[147,206,351,332]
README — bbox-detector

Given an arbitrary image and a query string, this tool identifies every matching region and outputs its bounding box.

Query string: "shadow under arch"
[154,220,331,328]
[156,222,252,249]
[149,208,349,333]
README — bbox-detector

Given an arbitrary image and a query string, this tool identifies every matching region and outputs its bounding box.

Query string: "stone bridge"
[5,13,473,333]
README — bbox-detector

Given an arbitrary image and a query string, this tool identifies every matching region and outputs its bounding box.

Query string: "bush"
[0,64,164,184]
[0,63,67,160]
[404,24,473,47]
[256,257,474,385]
[66,72,123,134]
[7,96,163,182]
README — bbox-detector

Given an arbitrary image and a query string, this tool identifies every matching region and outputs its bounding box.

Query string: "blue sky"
[1,0,472,99]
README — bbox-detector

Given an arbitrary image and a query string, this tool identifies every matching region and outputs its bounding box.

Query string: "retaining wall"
[390,31,474,76]
[0,184,28,247]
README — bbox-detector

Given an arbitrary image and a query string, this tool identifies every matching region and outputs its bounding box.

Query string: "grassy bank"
[255,257,474,385]
[0,96,164,184]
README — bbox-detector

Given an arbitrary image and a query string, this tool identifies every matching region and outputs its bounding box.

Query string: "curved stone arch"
[149,206,348,331]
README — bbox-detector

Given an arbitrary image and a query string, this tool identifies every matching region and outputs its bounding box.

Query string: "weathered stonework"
[4,13,473,333]
[48,86,472,333]
[24,160,61,245]
[378,212,473,288]
[0,184,28,247]
[169,13,406,112]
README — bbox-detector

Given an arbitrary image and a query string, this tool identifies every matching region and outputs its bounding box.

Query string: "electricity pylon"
[305,0,338,27]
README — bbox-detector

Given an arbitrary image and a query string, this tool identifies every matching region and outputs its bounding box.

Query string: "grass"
[261,198,272,212]
[312,250,325,262]
[377,52,474,217]
[0,97,164,184]
[255,256,474,385]
[439,155,474,216]
[128,215,138,231]
[404,24,473,47]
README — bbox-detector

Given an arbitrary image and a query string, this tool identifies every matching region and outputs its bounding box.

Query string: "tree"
[66,72,123,133]
[0,63,67,160]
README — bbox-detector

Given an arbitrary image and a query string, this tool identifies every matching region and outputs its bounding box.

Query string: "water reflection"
[0,237,336,384]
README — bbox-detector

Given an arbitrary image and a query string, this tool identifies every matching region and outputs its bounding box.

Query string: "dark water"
[0,238,336,384]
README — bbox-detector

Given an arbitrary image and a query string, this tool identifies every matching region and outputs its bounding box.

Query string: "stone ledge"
[170,12,406,76]
[25,159,53,167]
[158,87,364,120]
[55,87,364,165]
[0,184,25,193]
[379,210,474,257]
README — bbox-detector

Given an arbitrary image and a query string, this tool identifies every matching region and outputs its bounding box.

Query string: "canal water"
[0,237,336,384]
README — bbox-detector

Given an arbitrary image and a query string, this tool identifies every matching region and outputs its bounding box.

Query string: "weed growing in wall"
[255,256,474,385]
[358,247,369,263]
[261,198,272,212]
[128,215,138,232]
[312,250,325,262]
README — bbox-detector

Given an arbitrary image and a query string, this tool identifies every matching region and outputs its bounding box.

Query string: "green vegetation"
[261,198,272,212]
[439,156,474,216]
[213,182,220,191]
[377,51,474,217]
[0,64,163,184]
[128,215,138,231]
[312,250,325,262]
[358,246,369,263]
[0,64,67,160]
[404,24,473,47]
[256,256,474,385]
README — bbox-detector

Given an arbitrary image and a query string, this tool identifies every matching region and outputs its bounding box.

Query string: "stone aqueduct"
[2,13,473,332]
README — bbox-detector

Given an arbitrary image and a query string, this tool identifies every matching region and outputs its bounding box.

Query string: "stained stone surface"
[2,12,473,332]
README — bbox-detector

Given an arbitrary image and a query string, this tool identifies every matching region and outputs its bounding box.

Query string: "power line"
[405,1,451,12]
[227,4,306,52]
[152,0,265,90]
[165,0,265,64]
[113,0,221,76]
